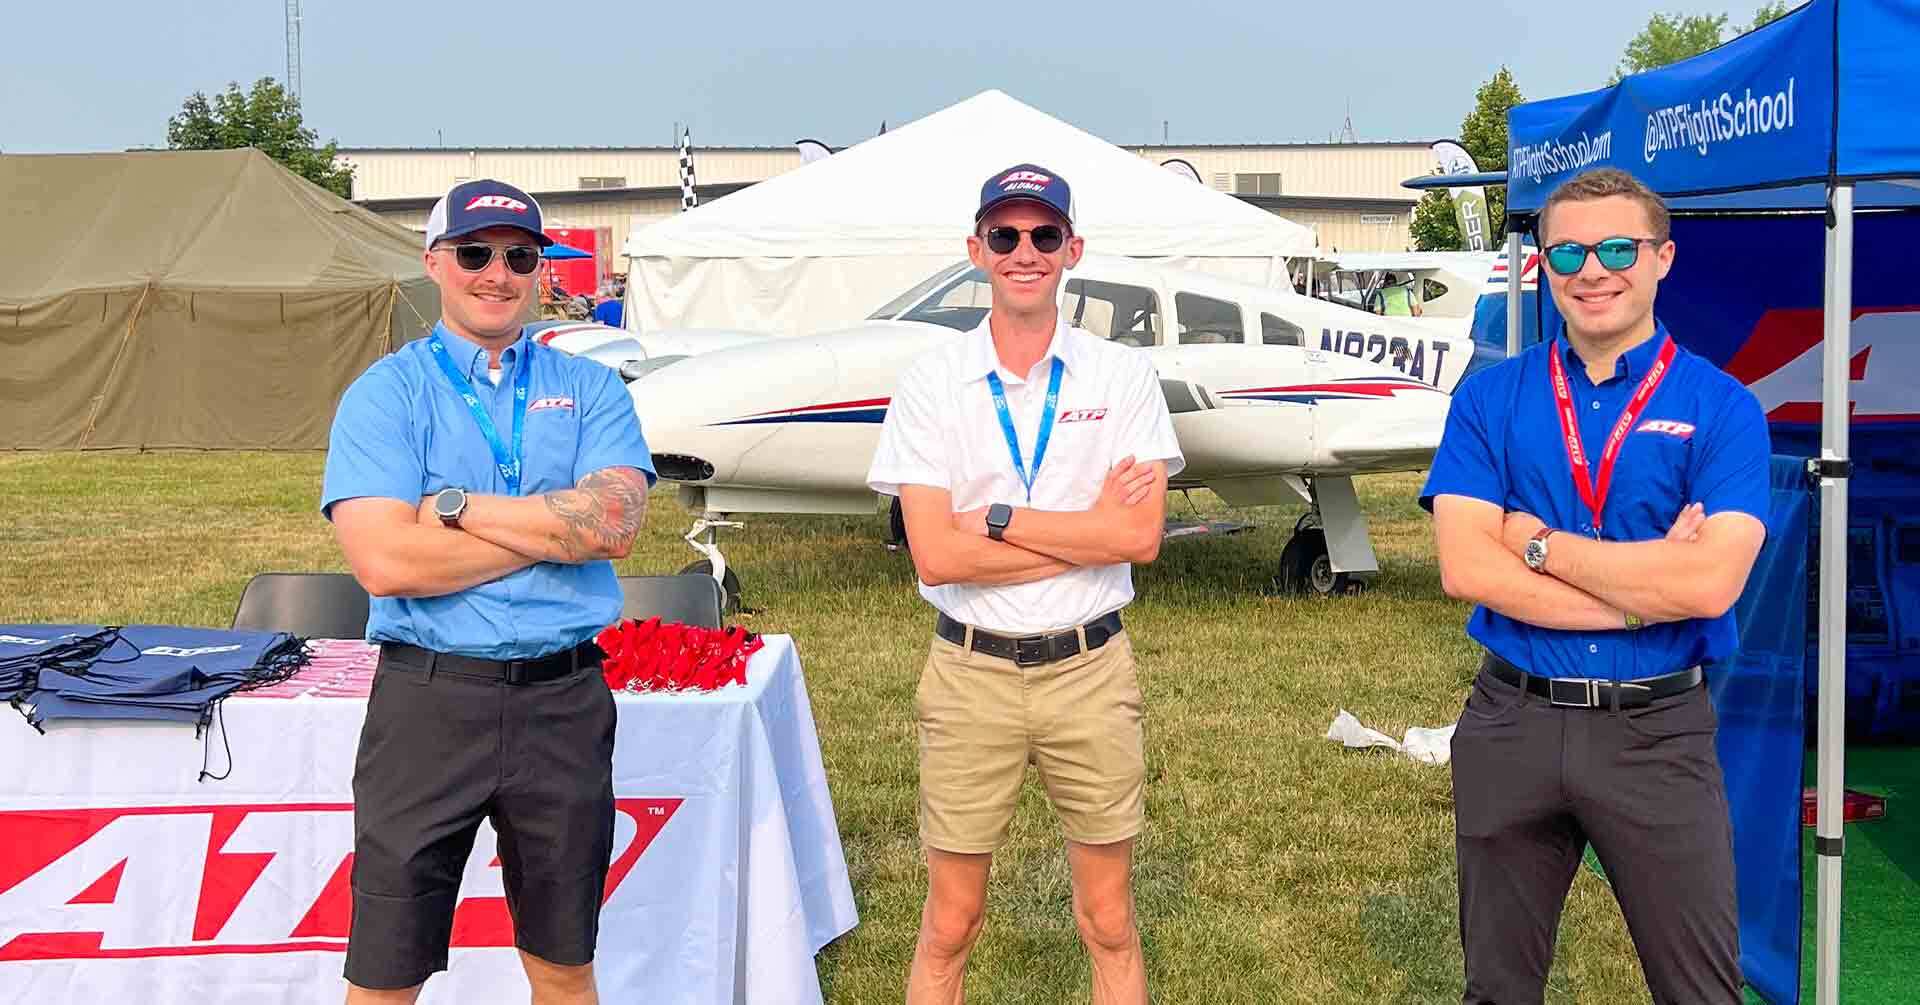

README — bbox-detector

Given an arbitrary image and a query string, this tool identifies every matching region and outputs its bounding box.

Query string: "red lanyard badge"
[1547,336,1676,534]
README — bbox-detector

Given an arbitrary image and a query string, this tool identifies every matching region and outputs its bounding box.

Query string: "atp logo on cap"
[465,194,530,213]
[1001,170,1052,187]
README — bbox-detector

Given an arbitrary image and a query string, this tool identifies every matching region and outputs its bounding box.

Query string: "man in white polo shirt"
[867,163,1183,1005]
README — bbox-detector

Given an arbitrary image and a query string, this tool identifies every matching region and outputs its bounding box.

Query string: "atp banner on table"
[0,635,856,1005]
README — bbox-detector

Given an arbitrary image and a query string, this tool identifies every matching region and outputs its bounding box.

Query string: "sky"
[3,1,1770,154]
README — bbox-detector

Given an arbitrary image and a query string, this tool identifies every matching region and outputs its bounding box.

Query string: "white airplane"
[524,320,772,381]
[626,254,1472,606]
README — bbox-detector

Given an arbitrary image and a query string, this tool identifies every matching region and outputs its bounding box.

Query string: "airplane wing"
[1319,414,1442,469]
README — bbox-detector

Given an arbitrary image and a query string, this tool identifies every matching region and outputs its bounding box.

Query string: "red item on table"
[595,618,763,693]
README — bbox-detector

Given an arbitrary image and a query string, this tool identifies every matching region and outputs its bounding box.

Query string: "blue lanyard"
[985,356,1063,503]
[428,332,530,495]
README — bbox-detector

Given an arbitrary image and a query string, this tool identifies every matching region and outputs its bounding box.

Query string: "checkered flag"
[678,128,698,211]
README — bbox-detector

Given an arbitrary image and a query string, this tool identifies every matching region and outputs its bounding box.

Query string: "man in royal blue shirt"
[590,281,624,328]
[321,179,654,1004]
[1423,167,1769,1004]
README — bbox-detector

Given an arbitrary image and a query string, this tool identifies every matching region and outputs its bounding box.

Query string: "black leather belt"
[935,610,1123,667]
[1482,653,1702,710]
[379,640,603,685]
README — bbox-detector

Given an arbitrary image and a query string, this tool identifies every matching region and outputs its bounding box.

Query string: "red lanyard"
[1548,336,1677,533]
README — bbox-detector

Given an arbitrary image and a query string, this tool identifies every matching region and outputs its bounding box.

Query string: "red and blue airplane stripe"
[1217,375,1440,405]
[718,397,892,425]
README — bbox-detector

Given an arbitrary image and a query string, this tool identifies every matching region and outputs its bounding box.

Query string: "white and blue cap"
[422,179,555,250]
[975,163,1074,226]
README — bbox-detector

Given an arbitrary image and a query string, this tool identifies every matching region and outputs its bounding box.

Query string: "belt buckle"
[504,660,528,686]
[1012,635,1049,667]
[1548,677,1600,709]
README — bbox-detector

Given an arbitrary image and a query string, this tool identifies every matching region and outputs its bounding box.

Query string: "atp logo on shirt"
[527,396,576,413]
[1057,408,1107,424]
[1636,419,1697,439]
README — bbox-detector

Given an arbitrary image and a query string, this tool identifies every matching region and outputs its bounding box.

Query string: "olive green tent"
[0,148,438,450]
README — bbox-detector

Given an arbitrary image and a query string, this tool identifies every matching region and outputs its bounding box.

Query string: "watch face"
[1524,539,1546,568]
[435,488,464,519]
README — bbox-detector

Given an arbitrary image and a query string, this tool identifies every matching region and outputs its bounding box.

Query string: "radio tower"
[285,0,303,103]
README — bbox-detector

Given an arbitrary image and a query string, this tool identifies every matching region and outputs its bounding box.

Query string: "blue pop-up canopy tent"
[1500,3,1920,1001]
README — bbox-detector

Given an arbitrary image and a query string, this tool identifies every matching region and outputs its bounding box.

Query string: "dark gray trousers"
[1451,667,1742,1005]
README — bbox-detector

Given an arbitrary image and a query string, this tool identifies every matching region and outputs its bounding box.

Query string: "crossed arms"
[899,457,1168,588]
[1431,494,1766,631]
[330,467,651,598]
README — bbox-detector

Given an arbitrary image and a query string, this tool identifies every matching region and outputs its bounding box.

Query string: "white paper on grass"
[1325,709,1457,765]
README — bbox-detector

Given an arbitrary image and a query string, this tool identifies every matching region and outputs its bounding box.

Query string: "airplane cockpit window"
[1260,312,1305,347]
[892,267,994,332]
[1175,293,1245,345]
[1064,279,1161,347]
[868,263,973,321]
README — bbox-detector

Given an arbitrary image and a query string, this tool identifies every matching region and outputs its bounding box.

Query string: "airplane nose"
[627,340,839,485]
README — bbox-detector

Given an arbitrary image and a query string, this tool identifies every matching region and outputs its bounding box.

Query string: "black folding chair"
[230,572,371,639]
[616,574,726,629]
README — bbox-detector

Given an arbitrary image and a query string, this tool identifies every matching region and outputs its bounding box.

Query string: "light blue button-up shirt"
[321,322,655,659]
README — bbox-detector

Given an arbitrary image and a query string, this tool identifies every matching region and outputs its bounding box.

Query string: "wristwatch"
[985,503,1013,541]
[433,487,469,527]
[1523,527,1556,573]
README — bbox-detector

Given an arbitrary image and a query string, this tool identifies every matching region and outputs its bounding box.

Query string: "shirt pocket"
[1616,431,1694,529]
[520,403,584,495]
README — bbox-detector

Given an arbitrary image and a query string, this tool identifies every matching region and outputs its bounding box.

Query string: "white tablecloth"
[0,634,856,1004]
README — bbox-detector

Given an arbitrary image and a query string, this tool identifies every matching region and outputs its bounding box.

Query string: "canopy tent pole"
[1813,180,1853,1005]
[1504,230,1523,357]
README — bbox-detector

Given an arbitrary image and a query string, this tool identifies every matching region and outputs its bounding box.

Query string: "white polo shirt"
[867,317,1184,635]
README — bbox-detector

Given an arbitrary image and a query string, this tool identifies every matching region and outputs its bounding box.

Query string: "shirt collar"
[961,315,1076,384]
[1559,321,1669,384]
[433,321,528,381]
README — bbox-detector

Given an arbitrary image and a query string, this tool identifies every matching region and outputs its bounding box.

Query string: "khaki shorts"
[915,627,1145,854]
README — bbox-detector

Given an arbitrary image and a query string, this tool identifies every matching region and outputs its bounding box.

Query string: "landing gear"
[887,497,909,551]
[1273,479,1375,597]
[679,516,745,613]
[1276,516,1364,597]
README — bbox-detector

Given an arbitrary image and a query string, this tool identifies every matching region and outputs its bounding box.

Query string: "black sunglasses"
[982,225,1067,254]
[442,242,542,276]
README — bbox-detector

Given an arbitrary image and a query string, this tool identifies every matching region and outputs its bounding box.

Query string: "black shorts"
[344,647,617,990]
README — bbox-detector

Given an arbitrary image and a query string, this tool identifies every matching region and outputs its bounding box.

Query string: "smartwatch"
[985,503,1013,541]
[1523,527,1556,573]
[434,487,469,527]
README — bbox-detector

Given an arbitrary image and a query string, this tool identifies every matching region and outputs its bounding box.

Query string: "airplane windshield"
[867,263,974,321]
[889,267,995,332]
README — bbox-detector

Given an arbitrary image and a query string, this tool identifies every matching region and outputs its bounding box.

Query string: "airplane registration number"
[1319,329,1450,386]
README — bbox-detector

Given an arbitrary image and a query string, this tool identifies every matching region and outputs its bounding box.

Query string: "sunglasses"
[981,225,1068,255]
[1543,237,1660,276]
[441,242,542,276]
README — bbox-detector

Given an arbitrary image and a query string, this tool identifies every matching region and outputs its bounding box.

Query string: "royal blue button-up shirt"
[1421,323,1771,681]
[321,322,655,660]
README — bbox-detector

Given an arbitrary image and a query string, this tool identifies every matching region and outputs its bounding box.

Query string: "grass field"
[0,452,1661,1003]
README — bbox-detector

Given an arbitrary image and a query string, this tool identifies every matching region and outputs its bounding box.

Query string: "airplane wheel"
[1276,529,1364,597]
[888,497,910,551]
[678,559,743,614]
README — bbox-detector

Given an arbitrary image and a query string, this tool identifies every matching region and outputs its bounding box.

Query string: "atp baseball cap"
[422,179,555,250]
[974,163,1074,226]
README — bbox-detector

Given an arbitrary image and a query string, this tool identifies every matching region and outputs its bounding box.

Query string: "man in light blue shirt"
[321,179,653,1004]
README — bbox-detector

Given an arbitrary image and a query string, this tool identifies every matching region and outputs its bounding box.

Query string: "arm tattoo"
[545,467,650,560]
